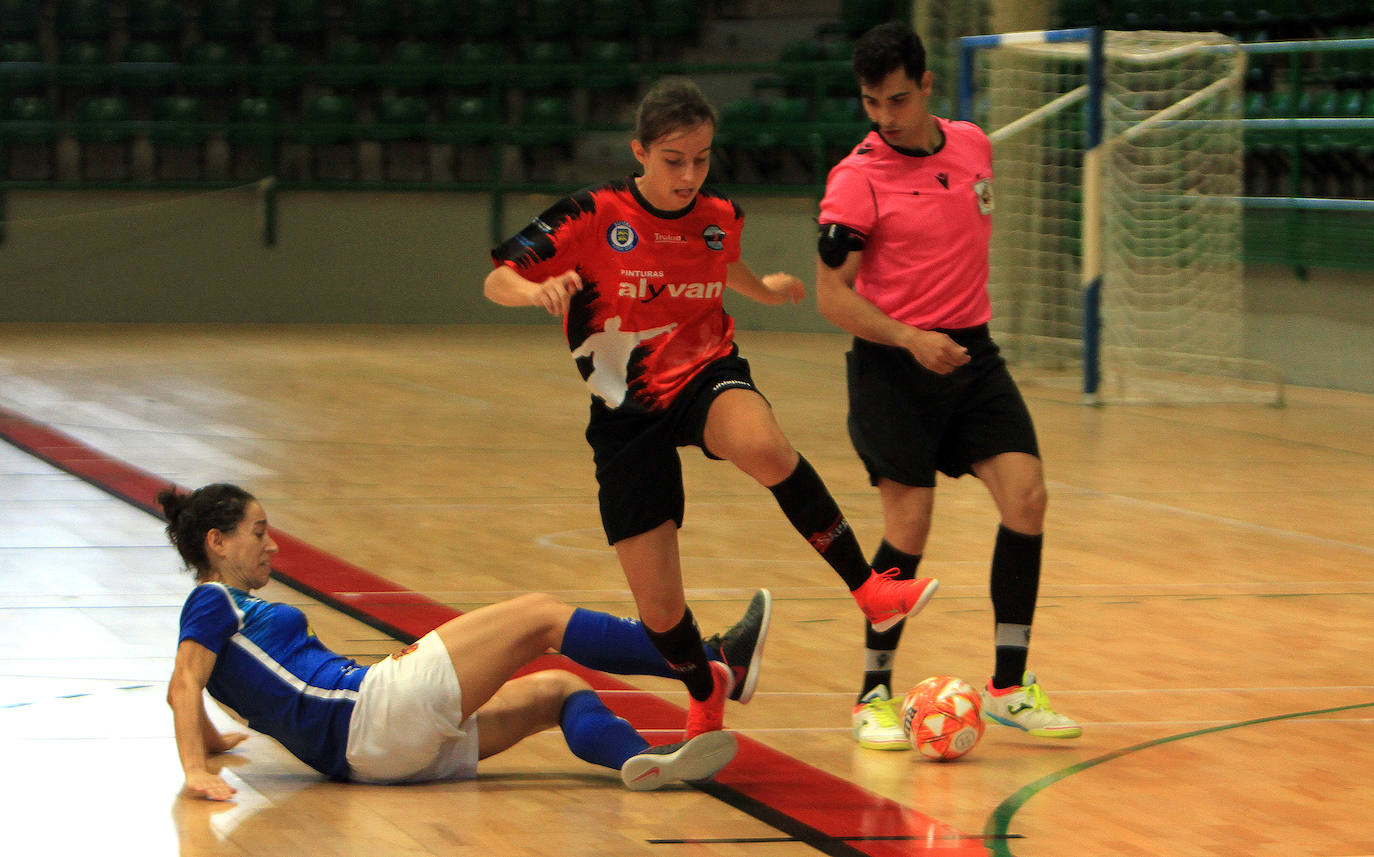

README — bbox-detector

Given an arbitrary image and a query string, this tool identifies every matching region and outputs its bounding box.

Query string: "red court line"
[0,404,985,857]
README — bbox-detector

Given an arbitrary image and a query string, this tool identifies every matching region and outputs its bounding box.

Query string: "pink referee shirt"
[819,117,995,331]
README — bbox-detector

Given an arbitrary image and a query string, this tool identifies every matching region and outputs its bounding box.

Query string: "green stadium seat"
[55,41,109,90]
[443,41,505,91]
[227,95,278,146]
[296,93,355,143]
[0,0,38,39]
[316,39,379,87]
[2,92,54,134]
[56,0,109,40]
[0,40,45,94]
[513,94,572,145]
[75,94,133,178]
[198,0,253,45]
[149,94,206,178]
[369,93,428,140]
[75,94,130,140]
[524,0,571,41]
[580,40,637,92]
[640,0,698,42]
[380,39,441,90]
[117,41,177,91]
[517,40,573,92]
[779,38,824,96]
[441,92,500,143]
[182,40,242,90]
[370,93,432,180]
[838,0,889,37]
[580,0,636,39]
[406,0,456,39]
[127,0,182,43]
[226,95,279,179]
[150,94,204,143]
[2,93,57,178]
[250,42,302,93]
[466,0,511,41]
[297,93,358,180]
[348,0,399,40]
[272,0,325,52]
[513,95,574,181]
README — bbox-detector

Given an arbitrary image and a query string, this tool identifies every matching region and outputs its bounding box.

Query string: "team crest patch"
[974,178,994,213]
[608,221,638,251]
[703,224,726,250]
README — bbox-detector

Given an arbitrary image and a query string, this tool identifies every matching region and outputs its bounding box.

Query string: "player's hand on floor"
[184,770,237,801]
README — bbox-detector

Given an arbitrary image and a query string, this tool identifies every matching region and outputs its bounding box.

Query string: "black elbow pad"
[818,223,865,268]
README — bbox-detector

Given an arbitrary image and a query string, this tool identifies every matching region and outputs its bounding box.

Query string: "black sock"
[641,607,714,701]
[768,455,871,591]
[990,525,1042,688]
[860,541,921,699]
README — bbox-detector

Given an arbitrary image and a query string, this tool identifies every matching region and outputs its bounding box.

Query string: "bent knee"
[529,669,592,708]
[1004,482,1048,530]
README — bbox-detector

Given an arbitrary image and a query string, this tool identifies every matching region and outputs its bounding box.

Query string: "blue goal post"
[958,27,1106,400]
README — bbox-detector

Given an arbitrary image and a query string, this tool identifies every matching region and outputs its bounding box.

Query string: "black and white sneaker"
[620,731,738,791]
[703,588,771,704]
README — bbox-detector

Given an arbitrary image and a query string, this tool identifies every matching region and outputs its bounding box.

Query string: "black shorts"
[585,349,761,544]
[846,326,1039,488]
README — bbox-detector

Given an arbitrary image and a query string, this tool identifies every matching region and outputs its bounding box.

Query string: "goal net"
[959,28,1284,405]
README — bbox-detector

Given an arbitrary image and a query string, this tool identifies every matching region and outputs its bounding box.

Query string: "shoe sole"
[732,588,771,705]
[869,578,940,632]
[855,738,911,751]
[620,731,739,791]
[982,711,1083,739]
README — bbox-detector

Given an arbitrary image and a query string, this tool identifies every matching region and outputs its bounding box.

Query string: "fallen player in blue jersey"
[162,482,769,799]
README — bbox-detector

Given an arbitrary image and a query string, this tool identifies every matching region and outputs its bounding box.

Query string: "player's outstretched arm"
[168,639,238,801]
[484,266,583,316]
[725,260,806,305]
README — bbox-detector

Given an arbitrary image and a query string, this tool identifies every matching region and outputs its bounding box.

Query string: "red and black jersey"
[492,177,744,413]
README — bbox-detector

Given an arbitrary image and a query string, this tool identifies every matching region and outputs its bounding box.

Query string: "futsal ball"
[900,675,985,761]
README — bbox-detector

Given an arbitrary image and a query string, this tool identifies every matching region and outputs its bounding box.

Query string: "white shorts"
[345,630,480,784]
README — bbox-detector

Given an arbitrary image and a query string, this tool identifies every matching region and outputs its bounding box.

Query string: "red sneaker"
[853,568,940,632]
[684,660,734,739]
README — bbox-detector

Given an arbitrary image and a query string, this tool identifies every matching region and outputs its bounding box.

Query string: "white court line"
[1050,479,1374,558]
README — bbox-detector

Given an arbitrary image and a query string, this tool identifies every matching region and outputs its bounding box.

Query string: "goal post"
[958,28,1284,405]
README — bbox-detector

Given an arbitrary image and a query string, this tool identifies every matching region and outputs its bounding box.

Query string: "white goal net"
[961,29,1283,405]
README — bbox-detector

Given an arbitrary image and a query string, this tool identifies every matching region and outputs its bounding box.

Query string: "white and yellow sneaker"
[851,684,909,750]
[981,673,1082,739]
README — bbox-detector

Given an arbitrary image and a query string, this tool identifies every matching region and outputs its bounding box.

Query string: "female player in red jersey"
[485,78,938,739]
[816,22,1081,749]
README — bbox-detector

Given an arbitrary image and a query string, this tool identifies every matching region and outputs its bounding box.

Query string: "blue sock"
[560,689,651,770]
[560,608,720,678]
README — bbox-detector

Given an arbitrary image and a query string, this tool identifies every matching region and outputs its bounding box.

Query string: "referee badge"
[974,178,994,214]
[607,221,639,252]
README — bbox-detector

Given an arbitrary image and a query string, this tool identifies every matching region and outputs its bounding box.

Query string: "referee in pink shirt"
[816,20,1082,750]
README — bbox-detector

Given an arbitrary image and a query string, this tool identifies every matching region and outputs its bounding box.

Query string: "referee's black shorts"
[846,325,1039,488]
[585,349,762,545]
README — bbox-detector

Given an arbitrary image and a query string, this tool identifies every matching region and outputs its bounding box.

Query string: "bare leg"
[475,669,590,759]
[876,478,936,555]
[430,592,575,721]
[613,520,686,632]
[701,388,798,485]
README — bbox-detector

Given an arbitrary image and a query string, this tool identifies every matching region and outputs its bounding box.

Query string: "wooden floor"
[2,323,1371,857]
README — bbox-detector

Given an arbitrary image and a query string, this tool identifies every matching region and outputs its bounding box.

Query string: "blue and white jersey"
[178,582,369,780]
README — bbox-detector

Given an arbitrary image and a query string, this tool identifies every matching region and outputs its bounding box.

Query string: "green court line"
[982,699,1374,857]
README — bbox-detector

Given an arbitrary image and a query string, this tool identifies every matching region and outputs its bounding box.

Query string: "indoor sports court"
[3,0,1373,854]
[2,324,1371,856]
